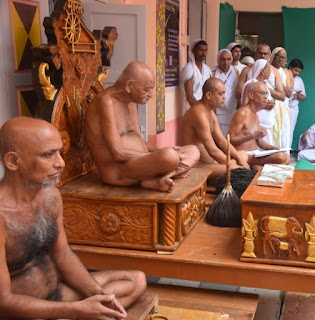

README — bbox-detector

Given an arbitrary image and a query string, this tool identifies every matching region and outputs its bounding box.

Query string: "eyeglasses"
[257,51,270,56]
[259,91,269,97]
[275,53,286,60]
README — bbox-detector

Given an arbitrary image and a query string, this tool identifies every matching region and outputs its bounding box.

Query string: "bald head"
[202,78,224,96]
[118,61,155,84]
[0,117,60,161]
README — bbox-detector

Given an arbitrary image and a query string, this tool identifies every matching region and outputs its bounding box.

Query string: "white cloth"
[242,59,267,104]
[241,56,255,66]
[181,62,212,102]
[265,68,282,149]
[289,76,306,146]
[279,67,291,152]
[298,124,315,162]
[243,59,274,146]
[233,61,246,73]
[214,67,238,136]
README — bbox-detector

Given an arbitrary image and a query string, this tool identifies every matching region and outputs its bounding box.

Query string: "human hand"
[284,87,292,98]
[264,100,275,110]
[236,159,250,169]
[75,294,127,320]
[255,127,267,139]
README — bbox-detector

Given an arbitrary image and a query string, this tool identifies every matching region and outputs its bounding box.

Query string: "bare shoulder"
[89,86,116,113]
[184,104,207,123]
[240,65,251,77]
[235,106,250,118]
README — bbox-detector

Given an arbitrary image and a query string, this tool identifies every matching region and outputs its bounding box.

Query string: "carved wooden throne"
[33,0,209,253]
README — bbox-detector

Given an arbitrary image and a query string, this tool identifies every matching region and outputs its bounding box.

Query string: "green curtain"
[218,3,236,50]
[283,7,315,150]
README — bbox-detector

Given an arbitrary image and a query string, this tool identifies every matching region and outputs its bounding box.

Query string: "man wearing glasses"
[269,47,292,151]
[229,81,290,169]
[236,44,285,108]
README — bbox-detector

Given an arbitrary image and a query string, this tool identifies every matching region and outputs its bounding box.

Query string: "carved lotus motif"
[99,212,120,235]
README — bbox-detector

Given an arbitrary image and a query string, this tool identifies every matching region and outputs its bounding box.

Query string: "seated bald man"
[0,117,146,320]
[229,82,290,170]
[85,61,200,192]
[181,78,249,182]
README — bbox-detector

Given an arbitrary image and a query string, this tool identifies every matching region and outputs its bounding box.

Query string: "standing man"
[227,42,246,73]
[288,58,306,147]
[181,39,212,107]
[212,49,239,137]
[270,47,291,151]
[181,78,249,182]
[0,117,146,319]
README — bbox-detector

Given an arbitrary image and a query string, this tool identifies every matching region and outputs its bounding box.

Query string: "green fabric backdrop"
[219,3,236,50]
[283,7,315,150]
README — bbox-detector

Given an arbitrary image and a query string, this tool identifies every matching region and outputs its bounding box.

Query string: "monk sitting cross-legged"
[181,77,249,183]
[84,61,200,192]
[229,81,290,170]
[0,117,146,320]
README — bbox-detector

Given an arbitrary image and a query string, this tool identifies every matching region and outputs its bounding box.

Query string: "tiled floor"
[147,155,299,320]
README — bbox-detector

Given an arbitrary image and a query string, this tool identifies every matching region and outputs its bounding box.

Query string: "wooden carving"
[63,199,155,246]
[241,211,258,258]
[305,215,315,262]
[260,216,304,258]
[32,0,118,185]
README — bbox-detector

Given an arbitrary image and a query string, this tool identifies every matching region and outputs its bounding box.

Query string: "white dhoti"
[214,60,238,137]
[289,75,306,147]
[289,106,299,146]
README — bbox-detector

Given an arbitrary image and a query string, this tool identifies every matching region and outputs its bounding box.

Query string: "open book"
[252,148,290,158]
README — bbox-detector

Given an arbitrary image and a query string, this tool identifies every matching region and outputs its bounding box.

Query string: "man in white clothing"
[181,40,212,108]
[227,42,246,74]
[288,58,306,147]
[270,47,292,151]
[212,49,239,137]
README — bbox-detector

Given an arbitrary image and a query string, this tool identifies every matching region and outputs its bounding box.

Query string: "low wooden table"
[240,170,315,268]
[146,284,258,320]
[60,168,210,252]
[71,218,315,294]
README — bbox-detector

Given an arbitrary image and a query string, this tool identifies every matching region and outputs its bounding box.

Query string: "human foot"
[141,176,175,192]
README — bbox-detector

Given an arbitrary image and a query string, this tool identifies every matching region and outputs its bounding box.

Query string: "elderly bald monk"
[0,117,146,319]
[181,78,249,182]
[229,82,290,169]
[85,61,200,192]
[241,59,275,146]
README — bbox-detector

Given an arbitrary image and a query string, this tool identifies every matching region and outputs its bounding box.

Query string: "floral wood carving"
[63,201,154,245]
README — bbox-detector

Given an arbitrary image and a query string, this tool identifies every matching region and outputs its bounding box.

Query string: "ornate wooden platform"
[241,170,315,268]
[70,217,315,294]
[60,168,210,252]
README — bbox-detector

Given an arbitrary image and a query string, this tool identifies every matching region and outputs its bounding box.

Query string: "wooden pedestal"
[240,170,315,268]
[60,168,210,252]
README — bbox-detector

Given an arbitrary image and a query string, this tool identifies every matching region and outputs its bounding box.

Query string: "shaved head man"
[85,61,200,192]
[229,82,290,170]
[181,78,249,182]
[0,117,146,319]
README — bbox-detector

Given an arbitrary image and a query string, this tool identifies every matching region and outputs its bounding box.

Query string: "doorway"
[237,12,283,52]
